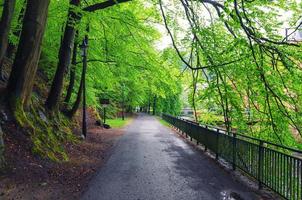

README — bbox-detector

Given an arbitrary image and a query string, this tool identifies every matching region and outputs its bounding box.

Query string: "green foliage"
[160,0,302,148]
[199,112,224,126]
[40,0,183,117]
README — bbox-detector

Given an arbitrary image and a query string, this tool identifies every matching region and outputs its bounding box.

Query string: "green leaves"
[38,0,182,117]
[160,0,302,147]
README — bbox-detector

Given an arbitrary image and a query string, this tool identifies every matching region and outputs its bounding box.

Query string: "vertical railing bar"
[272,149,274,190]
[292,156,295,200]
[249,143,251,174]
[286,155,289,200]
[269,149,272,187]
[289,157,292,200]
[276,152,279,193]
[275,152,279,192]
[205,125,208,152]
[300,160,302,200]
[281,152,285,194]
[283,156,287,198]
[258,141,264,189]
[266,149,269,186]
[295,158,298,200]
[278,153,282,193]
[273,151,277,193]
[272,150,275,192]
[264,148,267,185]
[232,133,237,170]
[216,129,219,160]
[254,144,257,177]
[251,144,252,177]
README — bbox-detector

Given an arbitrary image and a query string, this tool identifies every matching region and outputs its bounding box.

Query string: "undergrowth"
[14,96,78,162]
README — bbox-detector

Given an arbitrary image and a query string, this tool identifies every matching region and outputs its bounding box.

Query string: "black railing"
[162,114,302,200]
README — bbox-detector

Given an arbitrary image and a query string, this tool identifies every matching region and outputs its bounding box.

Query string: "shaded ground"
[0,112,125,200]
[82,114,261,200]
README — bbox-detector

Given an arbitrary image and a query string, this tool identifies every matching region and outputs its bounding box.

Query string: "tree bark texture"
[68,53,85,118]
[6,0,26,60]
[64,33,78,104]
[153,96,157,115]
[6,0,50,110]
[0,0,16,79]
[45,0,80,110]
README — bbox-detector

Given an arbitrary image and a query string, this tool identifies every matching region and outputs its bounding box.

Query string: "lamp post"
[122,83,125,120]
[80,36,88,138]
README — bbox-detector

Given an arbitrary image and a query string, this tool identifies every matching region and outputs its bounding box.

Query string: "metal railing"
[162,114,302,200]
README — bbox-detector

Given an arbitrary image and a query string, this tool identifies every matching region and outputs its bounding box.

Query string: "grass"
[157,117,171,127]
[106,117,132,128]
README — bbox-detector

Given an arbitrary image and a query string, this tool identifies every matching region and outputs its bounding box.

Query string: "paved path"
[82,114,258,200]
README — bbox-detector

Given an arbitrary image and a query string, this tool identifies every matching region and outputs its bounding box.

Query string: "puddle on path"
[220,190,244,200]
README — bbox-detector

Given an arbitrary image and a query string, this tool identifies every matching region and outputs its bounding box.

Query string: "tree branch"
[76,59,116,65]
[83,0,131,12]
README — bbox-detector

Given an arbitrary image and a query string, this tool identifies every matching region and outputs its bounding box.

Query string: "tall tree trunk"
[0,125,5,170]
[45,0,81,111]
[6,0,26,60]
[147,97,151,114]
[0,0,16,80]
[6,0,50,111]
[68,53,85,118]
[64,33,78,104]
[153,96,157,115]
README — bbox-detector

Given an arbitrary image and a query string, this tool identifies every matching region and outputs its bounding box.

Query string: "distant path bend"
[82,114,259,200]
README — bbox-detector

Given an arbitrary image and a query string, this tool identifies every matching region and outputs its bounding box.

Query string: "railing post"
[232,133,237,170]
[258,141,264,190]
[216,129,219,160]
[204,125,208,152]
[190,124,193,141]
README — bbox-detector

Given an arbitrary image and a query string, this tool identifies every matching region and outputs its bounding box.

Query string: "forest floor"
[0,110,128,200]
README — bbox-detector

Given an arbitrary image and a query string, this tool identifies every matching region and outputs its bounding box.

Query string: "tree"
[6,0,50,111]
[0,0,16,80]
[6,0,26,60]
[45,0,131,111]
[159,0,302,146]
[64,32,79,104]
[45,0,81,110]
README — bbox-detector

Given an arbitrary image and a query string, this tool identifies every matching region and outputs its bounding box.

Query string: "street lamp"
[121,83,125,120]
[80,37,88,138]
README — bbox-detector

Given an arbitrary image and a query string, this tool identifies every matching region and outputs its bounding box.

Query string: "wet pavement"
[82,114,259,200]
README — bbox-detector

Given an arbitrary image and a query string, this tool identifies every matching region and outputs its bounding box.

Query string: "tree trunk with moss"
[6,0,50,111]
[0,0,16,80]
[64,32,78,104]
[45,0,81,111]
[68,51,85,118]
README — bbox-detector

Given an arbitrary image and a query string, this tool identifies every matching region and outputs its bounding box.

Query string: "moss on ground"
[13,97,78,162]
[157,117,171,127]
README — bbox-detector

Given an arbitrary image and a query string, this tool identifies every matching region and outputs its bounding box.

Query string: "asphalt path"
[82,114,259,200]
